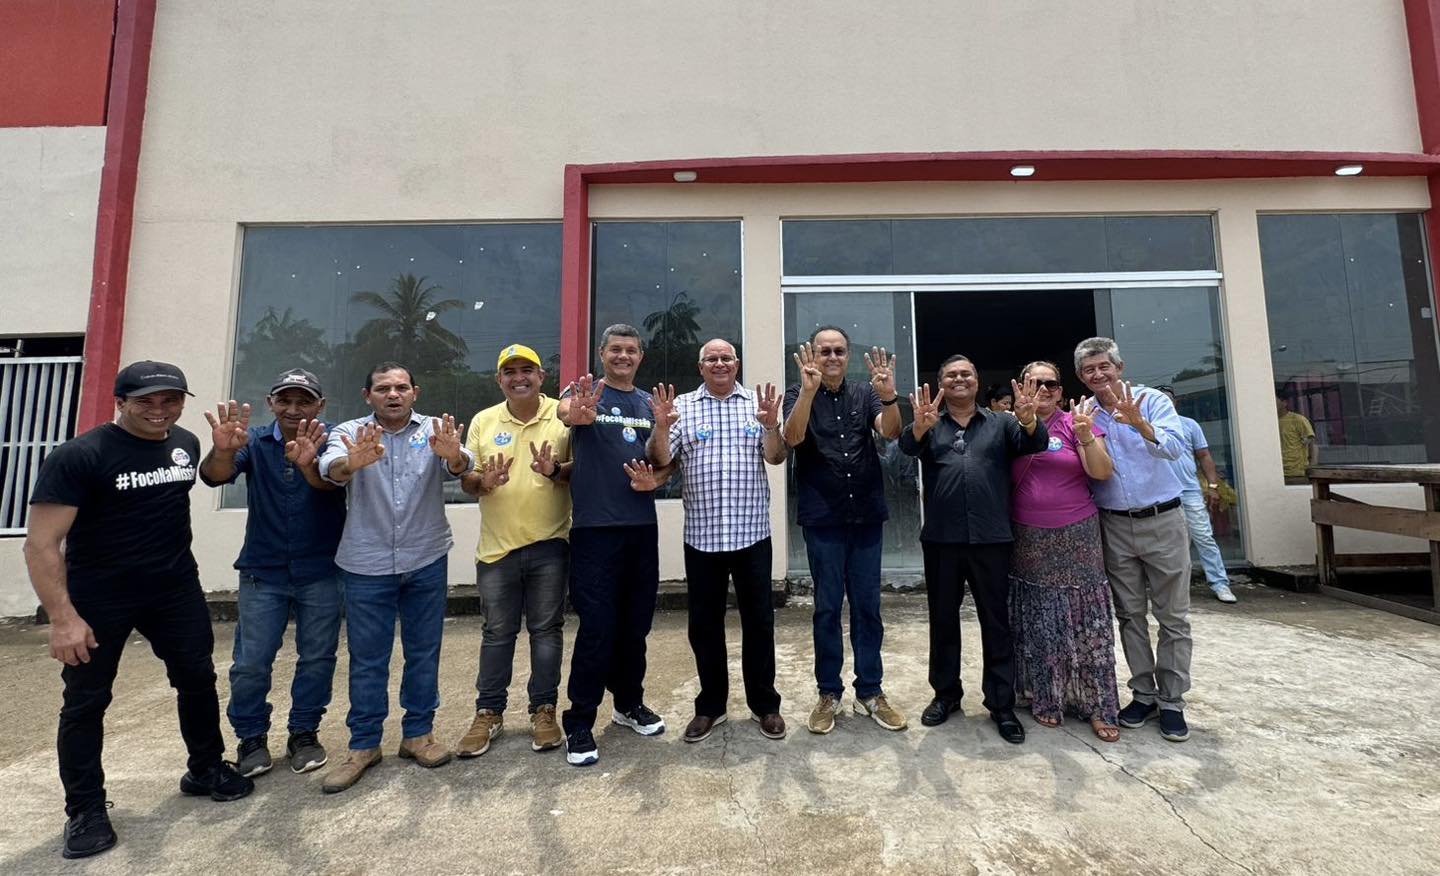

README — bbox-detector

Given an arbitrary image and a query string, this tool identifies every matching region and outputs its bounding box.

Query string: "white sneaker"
[1213,584,1238,604]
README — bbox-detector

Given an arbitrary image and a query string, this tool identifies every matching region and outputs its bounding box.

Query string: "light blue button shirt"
[1089,385,1186,511]
[319,411,473,576]
[1166,415,1209,495]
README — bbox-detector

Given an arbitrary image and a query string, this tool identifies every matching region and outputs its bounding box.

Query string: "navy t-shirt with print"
[29,423,201,594]
[567,385,658,528]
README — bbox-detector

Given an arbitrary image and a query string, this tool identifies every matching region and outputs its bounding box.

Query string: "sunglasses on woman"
[1034,380,1063,390]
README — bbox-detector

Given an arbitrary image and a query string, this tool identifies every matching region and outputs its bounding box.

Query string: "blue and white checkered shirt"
[668,383,772,552]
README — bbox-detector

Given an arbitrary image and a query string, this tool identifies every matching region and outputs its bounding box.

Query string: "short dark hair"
[1154,384,1176,398]
[365,361,415,391]
[937,354,973,382]
[599,323,644,352]
[809,325,850,346]
[985,383,1012,404]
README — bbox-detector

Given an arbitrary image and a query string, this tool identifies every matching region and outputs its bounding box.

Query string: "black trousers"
[562,525,659,734]
[921,541,1016,714]
[683,538,781,718]
[59,579,225,816]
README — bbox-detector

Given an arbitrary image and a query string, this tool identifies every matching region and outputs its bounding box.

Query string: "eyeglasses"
[701,356,736,366]
[1035,380,1062,390]
[816,347,848,358]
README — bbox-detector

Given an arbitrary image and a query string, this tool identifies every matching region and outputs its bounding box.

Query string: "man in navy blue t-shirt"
[556,323,673,766]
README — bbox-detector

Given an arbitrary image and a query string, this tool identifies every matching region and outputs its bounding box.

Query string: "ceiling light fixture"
[1010,165,1036,178]
[673,170,698,182]
[1334,164,1363,176]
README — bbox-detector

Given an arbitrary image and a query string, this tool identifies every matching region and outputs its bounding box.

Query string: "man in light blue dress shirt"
[1075,338,1194,744]
[315,361,474,792]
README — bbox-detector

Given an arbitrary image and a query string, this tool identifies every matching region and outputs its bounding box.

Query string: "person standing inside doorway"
[1277,387,1318,484]
[1156,386,1237,604]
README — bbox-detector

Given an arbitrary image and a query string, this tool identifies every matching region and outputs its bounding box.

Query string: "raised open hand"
[622,458,662,492]
[1070,396,1097,443]
[529,440,557,478]
[792,343,822,394]
[284,418,327,467]
[864,347,898,401]
[568,373,604,425]
[428,414,465,463]
[756,382,781,429]
[479,453,514,491]
[909,382,942,439]
[1011,376,1040,424]
[1111,381,1147,430]
[649,383,679,430]
[341,423,385,472]
[204,401,251,453]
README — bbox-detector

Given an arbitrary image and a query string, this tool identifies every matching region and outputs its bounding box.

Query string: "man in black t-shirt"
[24,361,253,861]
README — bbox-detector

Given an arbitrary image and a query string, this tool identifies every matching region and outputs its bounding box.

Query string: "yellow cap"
[496,343,543,370]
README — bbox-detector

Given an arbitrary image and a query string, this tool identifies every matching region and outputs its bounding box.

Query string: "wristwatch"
[546,465,564,481]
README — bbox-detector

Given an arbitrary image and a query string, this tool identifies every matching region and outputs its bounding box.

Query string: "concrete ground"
[1,576,1437,875]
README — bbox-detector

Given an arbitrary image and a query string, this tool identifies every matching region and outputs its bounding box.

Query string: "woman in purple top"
[1007,360,1122,742]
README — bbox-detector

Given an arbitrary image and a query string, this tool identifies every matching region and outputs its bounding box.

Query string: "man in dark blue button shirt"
[200,368,346,779]
[783,326,906,735]
[899,356,1047,743]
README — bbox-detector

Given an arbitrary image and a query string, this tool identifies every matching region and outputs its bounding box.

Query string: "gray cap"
[269,368,323,399]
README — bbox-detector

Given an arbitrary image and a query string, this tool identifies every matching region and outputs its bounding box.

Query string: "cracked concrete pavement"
[1,577,1438,875]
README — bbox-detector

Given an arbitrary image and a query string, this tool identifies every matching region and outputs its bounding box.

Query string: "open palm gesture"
[1070,397,1097,443]
[864,347,898,401]
[341,423,385,472]
[479,453,514,491]
[1011,376,1040,424]
[529,441,557,478]
[428,414,464,462]
[284,419,327,467]
[756,383,781,429]
[649,384,679,430]
[792,343,822,394]
[622,458,662,492]
[568,373,604,425]
[1112,382,1147,430]
[909,382,942,439]
[204,401,251,453]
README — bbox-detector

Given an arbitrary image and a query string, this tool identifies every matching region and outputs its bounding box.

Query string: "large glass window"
[591,221,744,499]
[226,223,563,507]
[1260,213,1440,468]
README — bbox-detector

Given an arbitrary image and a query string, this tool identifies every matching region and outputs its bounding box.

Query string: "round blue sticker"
[743,420,763,438]
[494,432,513,447]
[622,426,638,443]
[409,432,429,448]
[610,406,622,416]
[1047,436,1064,452]
[696,424,713,441]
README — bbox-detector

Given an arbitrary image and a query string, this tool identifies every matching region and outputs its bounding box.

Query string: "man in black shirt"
[24,361,252,860]
[899,355,1047,743]
[782,326,906,735]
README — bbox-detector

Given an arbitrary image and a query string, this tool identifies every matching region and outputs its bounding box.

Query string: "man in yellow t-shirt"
[1277,390,1317,484]
[453,343,572,757]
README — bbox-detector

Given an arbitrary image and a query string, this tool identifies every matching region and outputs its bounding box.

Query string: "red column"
[559,165,591,387]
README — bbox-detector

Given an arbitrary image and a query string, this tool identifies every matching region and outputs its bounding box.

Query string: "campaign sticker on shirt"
[409,431,429,449]
[494,431,513,447]
[611,406,622,416]
[622,426,638,443]
[1047,436,1064,452]
[743,420,763,438]
[171,447,191,466]
[696,424,713,441]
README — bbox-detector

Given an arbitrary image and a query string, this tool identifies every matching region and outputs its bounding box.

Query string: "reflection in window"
[227,223,563,507]
[1260,213,1440,465]
[591,221,744,499]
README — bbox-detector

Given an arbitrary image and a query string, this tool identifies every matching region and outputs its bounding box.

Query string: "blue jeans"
[1181,491,1230,591]
[803,524,885,699]
[340,556,448,749]
[475,539,568,713]
[227,571,342,739]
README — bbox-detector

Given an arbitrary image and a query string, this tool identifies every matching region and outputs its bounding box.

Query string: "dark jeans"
[227,571,342,739]
[922,540,1015,713]
[803,523,884,699]
[59,579,225,817]
[562,525,659,734]
[340,555,448,749]
[475,539,568,713]
[684,538,781,717]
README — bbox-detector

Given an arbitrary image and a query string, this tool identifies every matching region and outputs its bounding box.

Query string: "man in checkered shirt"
[648,338,790,743]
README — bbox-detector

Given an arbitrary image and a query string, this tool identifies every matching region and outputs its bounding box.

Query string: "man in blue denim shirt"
[200,368,346,780]
[315,361,473,793]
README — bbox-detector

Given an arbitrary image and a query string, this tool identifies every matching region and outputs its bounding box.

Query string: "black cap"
[269,368,323,399]
[113,361,193,398]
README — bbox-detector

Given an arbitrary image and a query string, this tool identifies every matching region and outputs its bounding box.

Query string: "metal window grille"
[1,356,83,535]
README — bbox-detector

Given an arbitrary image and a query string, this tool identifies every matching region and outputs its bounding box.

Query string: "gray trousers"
[474,538,569,713]
[1099,506,1193,711]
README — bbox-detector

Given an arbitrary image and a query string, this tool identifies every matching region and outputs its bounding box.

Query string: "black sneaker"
[1117,699,1160,729]
[235,734,272,778]
[1159,709,1191,742]
[62,802,116,860]
[565,728,599,766]
[286,730,328,774]
[612,704,666,736]
[180,762,255,802]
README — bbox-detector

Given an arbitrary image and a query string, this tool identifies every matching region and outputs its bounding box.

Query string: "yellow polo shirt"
[465,395,572,563]
[1278,411,1316,479]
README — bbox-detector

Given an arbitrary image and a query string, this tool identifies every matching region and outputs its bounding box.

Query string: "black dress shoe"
[991,711,1026,744]
[920,697,961,727]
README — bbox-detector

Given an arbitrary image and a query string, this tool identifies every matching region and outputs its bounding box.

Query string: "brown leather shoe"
[397,733,453,768]
[682,713,727,743]
[456,710,503,758]
[752,712,786,740]
[321,748,381,794]
[530,705,563,752]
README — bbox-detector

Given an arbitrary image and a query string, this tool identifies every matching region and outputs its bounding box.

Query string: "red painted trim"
[1405,0,1440,153]
[0,0,116,127]
[558,165,591,387]
[78,0,157,431]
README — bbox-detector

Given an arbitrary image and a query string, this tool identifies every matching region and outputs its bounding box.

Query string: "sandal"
[1090,717,1120,743]
[1032,713,1062,728]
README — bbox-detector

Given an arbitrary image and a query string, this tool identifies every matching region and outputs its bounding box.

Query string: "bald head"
[697,338,740,396]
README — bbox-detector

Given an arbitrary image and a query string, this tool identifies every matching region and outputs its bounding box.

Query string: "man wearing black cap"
[24,361,253,860]
[199,368,347,779]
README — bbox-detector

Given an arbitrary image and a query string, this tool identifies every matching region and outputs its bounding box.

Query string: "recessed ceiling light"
[673,171,698,182]
[1335,164,1364,176]
[1010,165,1036,177]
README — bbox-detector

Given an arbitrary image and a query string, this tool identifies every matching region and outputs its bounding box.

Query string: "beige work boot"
[855,693,909,731]
[530,705,563,752]
[398,733,454,768]
[807,694,842,734]
[320,748,381,794]
[456,710,503,758]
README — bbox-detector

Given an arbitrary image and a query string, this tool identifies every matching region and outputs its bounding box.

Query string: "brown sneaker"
[682,713,727,744]
[807,694,841,734]
[456,710,504,758]
[752,712,786,740]
[320,748,381,794]
[855,693,908,731]
[530,705,563,752]
[398,733,454,768]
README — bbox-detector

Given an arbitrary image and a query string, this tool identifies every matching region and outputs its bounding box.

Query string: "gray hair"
[1073,337,1123,373]
[599,323,644,352]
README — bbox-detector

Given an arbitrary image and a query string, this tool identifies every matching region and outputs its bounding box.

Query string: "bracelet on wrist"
[545,465,563,481]
[880,396,899,406]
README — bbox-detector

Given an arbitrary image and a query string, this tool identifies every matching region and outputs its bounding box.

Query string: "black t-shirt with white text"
[29,423,201,594]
